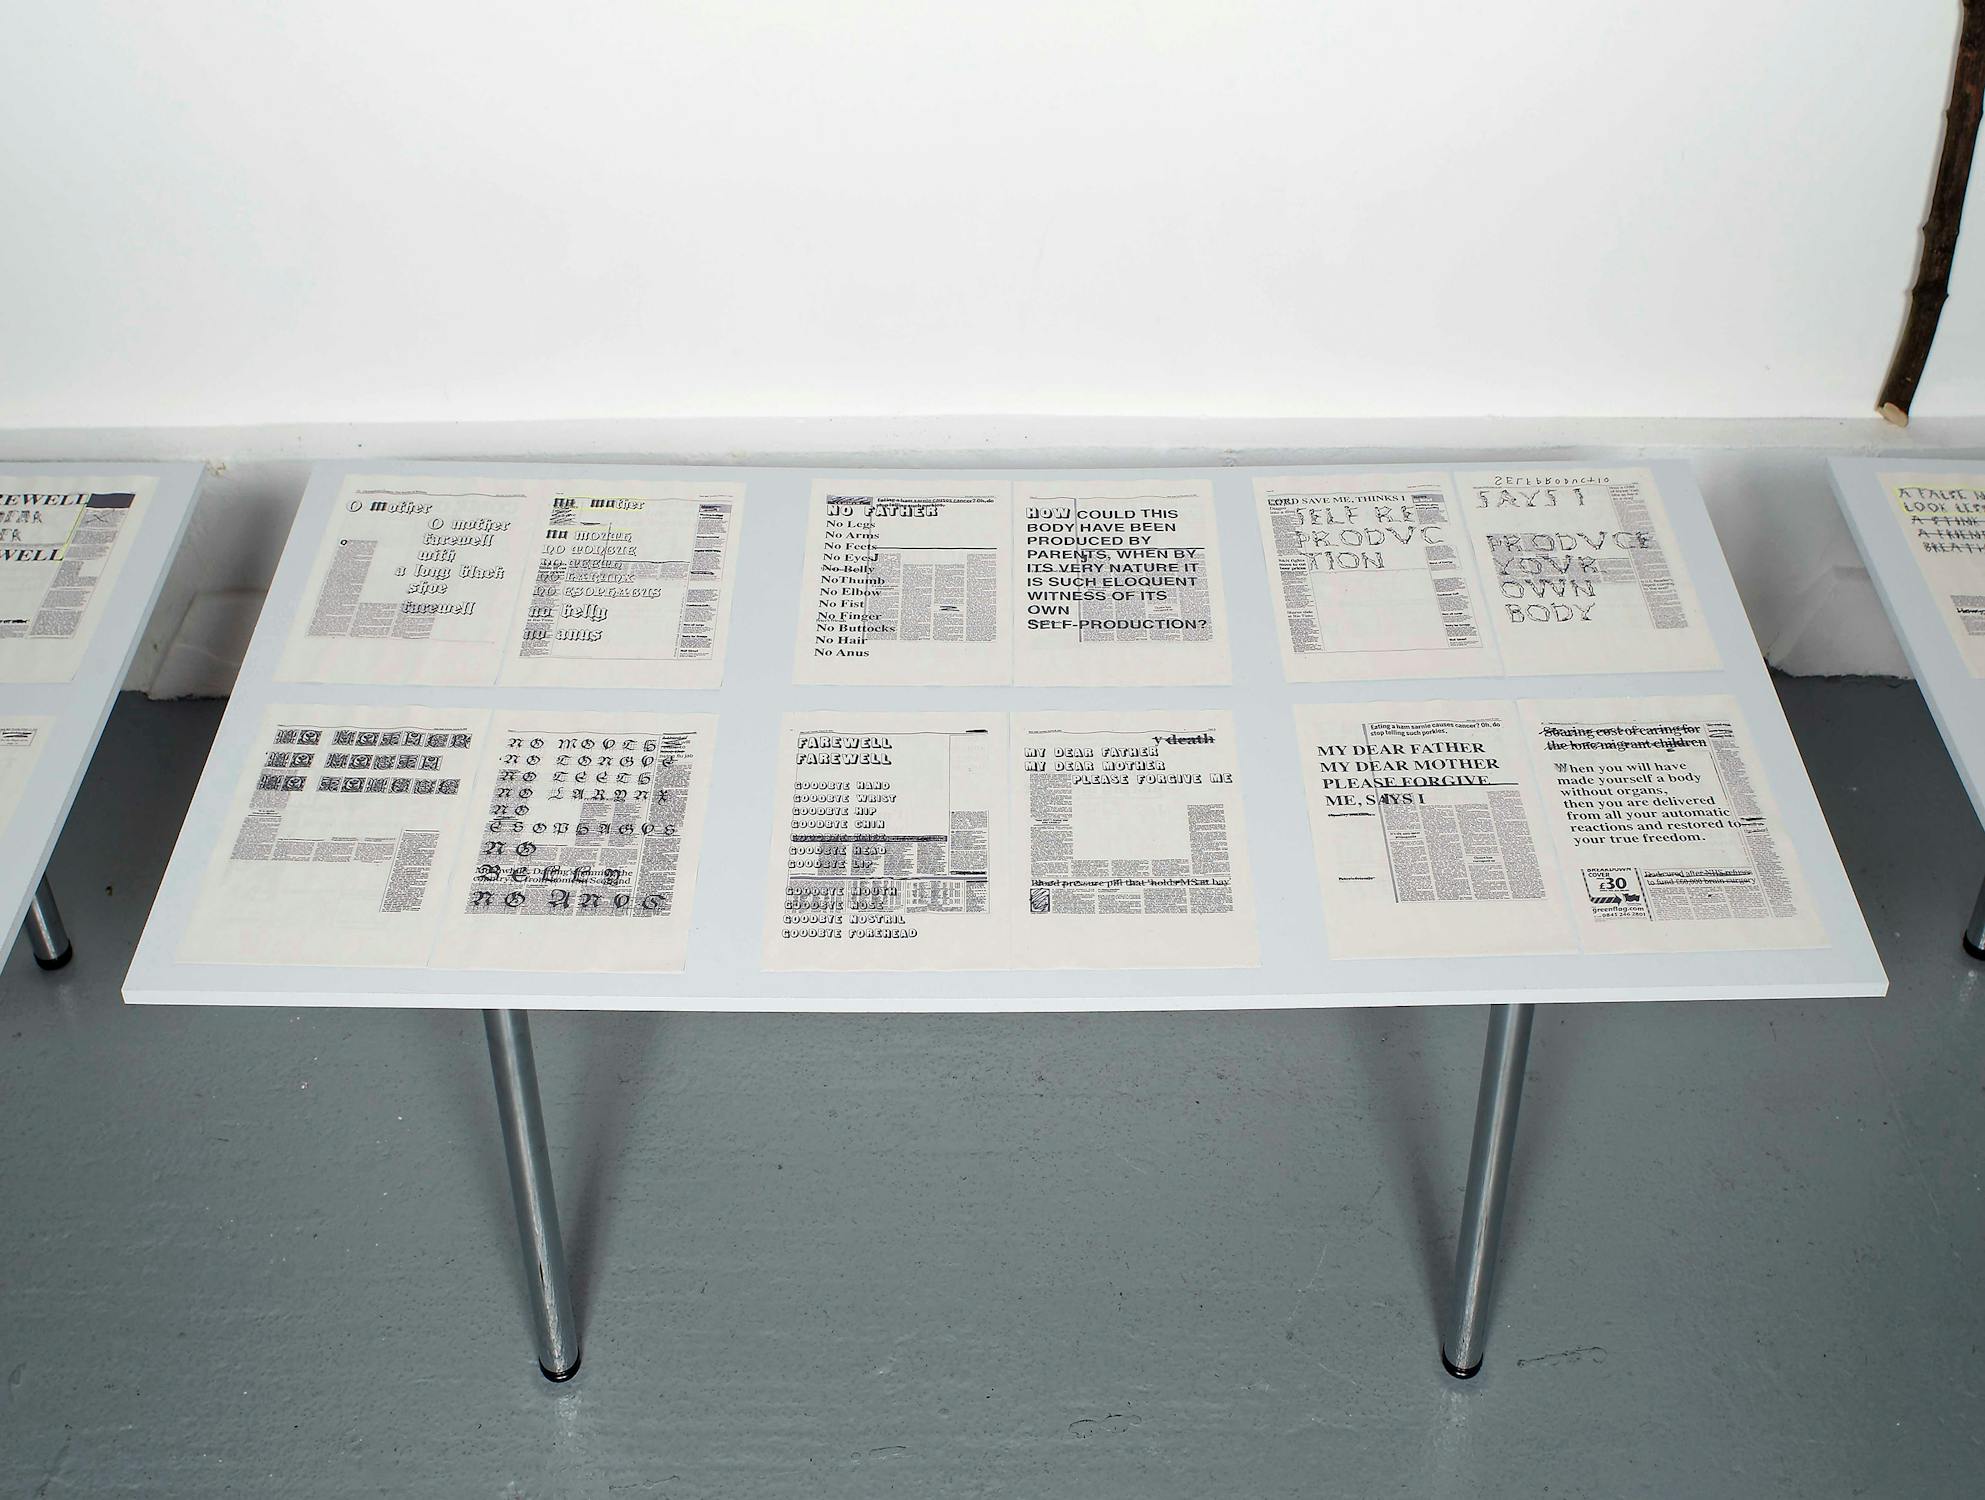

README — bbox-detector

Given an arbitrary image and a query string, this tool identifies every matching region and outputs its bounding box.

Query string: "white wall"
[2,2,1982,426]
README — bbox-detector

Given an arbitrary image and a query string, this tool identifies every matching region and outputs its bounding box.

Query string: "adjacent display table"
[1830,457,1985,952]
[127,459,1883,1382]
[1,463,203,971]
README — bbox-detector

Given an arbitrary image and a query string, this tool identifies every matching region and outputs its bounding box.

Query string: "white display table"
[1830,456,1985,952]
[126,458,1883,1382]
[0,463,203,970]
[129,460,1879,1009]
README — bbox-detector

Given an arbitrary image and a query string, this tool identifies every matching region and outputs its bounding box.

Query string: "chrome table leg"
[1442,1002,1535,1379]
[484,1009,580,1381]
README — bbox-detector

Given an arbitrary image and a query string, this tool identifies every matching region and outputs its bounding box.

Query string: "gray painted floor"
[0,679,1978,1498]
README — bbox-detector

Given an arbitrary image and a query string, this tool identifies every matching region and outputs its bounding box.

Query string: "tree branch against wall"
[1880,1,1985,425]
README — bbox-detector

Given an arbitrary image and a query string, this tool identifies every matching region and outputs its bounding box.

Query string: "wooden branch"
[1880,1,1985,426]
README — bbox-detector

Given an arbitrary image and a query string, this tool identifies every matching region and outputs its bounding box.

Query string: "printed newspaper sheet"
[0,477,156,684]
[179,706,715,971]
[1881,472,1985,674]
[0,720,50,839]
[1455,467,1719,675]
[1255,472,1495,682]
[1523,697,1823,953]
[795,482,1011,686]
[1013,482,1231,686]
[278,474,742,688]
[765,712,1011,969]
[1014,711,1256,968]
[1294,695,1821,958]
[765,711,1261,971]
[1258,467,1719,680]
[1293,701,1575,957]
[796,479,1231,685]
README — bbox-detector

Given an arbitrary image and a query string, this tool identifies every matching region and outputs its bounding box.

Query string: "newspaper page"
[795,480,1012,685]
[1521,697,1823,953]
[505,480,742,689]
[429,711,716,971]
[278,478,535,685]
[1292,701,1575,958]
[0,477,156,684]
[1456,467,1721,675]
[1014,481,1231,685]
[796,477,1233,685]
[1255,473,1496,682]
[764,713,1010,970]
[180,705,718,971]
[1014,711,1256,968]
[278,474,744,688]
[0,719,51,838]
[1881,472,1985,674]
[179,705,489,967]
